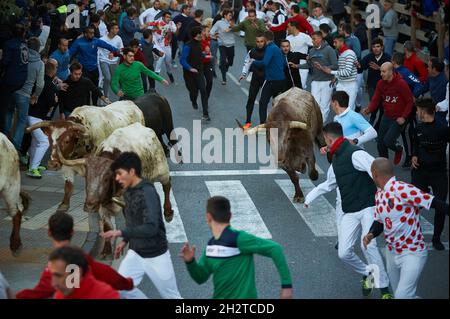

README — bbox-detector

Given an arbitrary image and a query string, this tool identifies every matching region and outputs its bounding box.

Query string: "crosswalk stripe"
[154,183,187,243]
[205,180,272,239]
[275,179,338,237]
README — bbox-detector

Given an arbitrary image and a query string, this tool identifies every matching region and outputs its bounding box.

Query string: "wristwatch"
[353,138,359,145]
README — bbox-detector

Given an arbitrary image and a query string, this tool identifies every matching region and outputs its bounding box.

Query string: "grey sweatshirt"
[16,49,44,98]
[298,41,338,82]
[210,19,235,47]
[381,9,399,37]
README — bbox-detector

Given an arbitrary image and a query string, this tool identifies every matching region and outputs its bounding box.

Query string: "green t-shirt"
[231,19,267,48]
[111,61,164,99]
[185,226,292,299]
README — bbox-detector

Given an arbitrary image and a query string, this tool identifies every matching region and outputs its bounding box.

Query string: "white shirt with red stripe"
[375,177,434,255]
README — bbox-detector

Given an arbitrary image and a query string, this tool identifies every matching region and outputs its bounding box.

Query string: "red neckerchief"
[329,137,346,155]
[338,44,350,55]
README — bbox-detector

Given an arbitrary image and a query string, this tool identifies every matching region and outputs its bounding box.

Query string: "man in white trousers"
[294,31,337,123]
[286,20,312,89]
[305,122,392,299]
[306,91,377,248]
[148,11,177,83]
[101,152,182,299]
[315,34,358,111]
[364,158,449,298]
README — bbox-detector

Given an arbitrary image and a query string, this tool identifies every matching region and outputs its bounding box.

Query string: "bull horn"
[56,147,86,167]
[111,197,125,208]
[26,120,52,133]
[288,121,308,130]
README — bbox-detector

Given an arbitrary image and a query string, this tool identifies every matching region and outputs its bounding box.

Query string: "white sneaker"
[246,73,252,82]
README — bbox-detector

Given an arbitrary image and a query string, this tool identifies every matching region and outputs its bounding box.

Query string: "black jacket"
[121,179,168,258]
[358,52,392,90]
[284,51,308,89]
[354,22,368,51]
[28,75,58,120]
[59,76,103,113]
[249,47,265,79]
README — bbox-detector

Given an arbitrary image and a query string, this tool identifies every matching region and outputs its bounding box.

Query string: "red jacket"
[54,271,120,299]
[404,53,428,83]
[16,254,133,299]
[270,14,314,35]
[368,73,414,120]
[201,38,212,64]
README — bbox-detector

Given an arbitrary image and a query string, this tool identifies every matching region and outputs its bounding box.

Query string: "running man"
[179,196,293,299]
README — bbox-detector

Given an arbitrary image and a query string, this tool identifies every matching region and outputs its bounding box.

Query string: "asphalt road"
[0,1,447,299]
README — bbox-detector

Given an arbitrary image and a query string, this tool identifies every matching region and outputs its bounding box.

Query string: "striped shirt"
[331,48,357,82]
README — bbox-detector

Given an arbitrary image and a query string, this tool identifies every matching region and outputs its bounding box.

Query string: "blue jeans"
[210,39,219,75]
[4,92,30,151]
[383,36,397,57]
[211,1,220,17]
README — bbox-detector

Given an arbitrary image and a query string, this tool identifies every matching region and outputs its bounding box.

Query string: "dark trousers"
[377,115,404,158]
[219,45,235,82]
[171,37,178,62]
[183,70,209,116]
[400,108,416,158]
[0,84,22,133]
[368,87,383,132]
[245,76,265,123]
[411,169,448,240]
[85,68,100,105]
[142,68,156,92]
[259,80,286,124]
[202,62,213,99]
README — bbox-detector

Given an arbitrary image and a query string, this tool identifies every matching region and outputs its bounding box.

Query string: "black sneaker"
[168,73,174,83]
[334,241,339,250]
[192,103,198,110]
[202,114,211,121]
[432,239,445,251]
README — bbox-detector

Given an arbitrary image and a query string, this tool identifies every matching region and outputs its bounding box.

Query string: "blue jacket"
[119,16,141,46]
[69,37,118,72]
[423,72,448,103]
[50,48,70,80]
[0,37,28,87]
[345,34,361,60]
[252,42,286,81]
[395,66,424,98]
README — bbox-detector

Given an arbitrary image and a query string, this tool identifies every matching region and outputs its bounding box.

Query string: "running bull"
[0,133,31,254]
[238,87,326,202]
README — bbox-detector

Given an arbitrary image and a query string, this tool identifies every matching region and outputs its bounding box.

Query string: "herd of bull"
[0,88,324,257]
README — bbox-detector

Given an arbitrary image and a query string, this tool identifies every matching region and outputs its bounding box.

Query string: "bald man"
[363,62,414,165]
[364,158,449,298]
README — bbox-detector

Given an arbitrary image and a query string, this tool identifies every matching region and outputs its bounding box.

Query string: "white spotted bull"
[0,133,31,255]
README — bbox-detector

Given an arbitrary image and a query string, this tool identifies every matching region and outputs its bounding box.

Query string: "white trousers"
[311,80,333,123]
[299,64,308,90]
[385,248,428,299]
[355,73,365,108]
[336,80,358,111]
[338,206,390,288]
[155,46,173,74]
[27,116,50,170]
[118,249,182,299]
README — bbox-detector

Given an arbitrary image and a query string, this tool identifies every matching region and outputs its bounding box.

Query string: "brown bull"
[239,87,326,202]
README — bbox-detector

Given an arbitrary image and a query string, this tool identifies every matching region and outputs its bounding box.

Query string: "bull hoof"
[309,170,319,181]
[10,242,23,257]
[164,209,174,223]
[293,195,305,203]
[56,203,70,212]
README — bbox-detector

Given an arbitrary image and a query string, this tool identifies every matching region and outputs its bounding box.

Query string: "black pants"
[219,46,235,82]
[142,67,156,92]
[202,62,213,99]
[400,108,417,158]
[171,37,178,62]
[377,115,404,158]
[411,169,448,240]
[0,84,22,132]
[259,80,286,124]
[368,87,384,132]
[245,76,265,123]
[85,68,100,105]
[183,70,209,116]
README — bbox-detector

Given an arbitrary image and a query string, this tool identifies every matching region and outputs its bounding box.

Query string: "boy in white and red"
[364,158,449,299]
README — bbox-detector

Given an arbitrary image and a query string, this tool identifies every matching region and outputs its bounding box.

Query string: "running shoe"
[26,168,42,179]
[243,122,252,130]
[381,293,394,299]
[202,114,211,121]
[361,277,373,297]
[38,165,47,172]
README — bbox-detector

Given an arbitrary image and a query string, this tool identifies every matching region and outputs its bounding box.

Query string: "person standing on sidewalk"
[179,196,293,299]
[250,30,286,124]
[210,9,235,85]
[111,47,169,101]
[305,122,392,299]
[381,0,398,57]
[314,34,358,111]
[101,152,182,299]
[364,158,449,298]
[411,98,449,251]
[363,62,414,166]
[180,26,211,121]
[292,31,337,123]
[238,32,266,128]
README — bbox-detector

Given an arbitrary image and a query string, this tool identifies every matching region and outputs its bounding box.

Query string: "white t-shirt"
[286,32,312,56]
[98,34,123,64]
[99,21,108,37]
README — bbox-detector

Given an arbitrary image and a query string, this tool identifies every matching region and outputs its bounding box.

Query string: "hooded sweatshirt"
[0,37,28,87]
[16,49,44,98]
[54,271,120,299]
[120,179,168,258]
[368,72,414,120]
[298,41,337,82]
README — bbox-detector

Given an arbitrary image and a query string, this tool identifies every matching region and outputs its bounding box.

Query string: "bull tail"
[312,99,326,148]
[161,98,178,146]
[19,191,31,213]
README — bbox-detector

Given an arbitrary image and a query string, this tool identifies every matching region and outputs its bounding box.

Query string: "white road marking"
[205,180,272,239]
[276,179,338,237]
[154,183,187,243]
[170,167,323,177]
